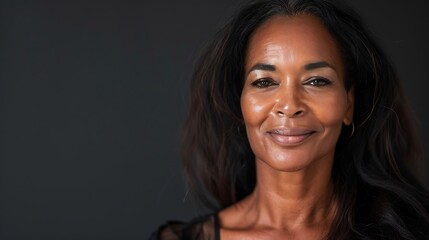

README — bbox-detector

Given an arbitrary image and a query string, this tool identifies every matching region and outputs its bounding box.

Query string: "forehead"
[246,14,343,72]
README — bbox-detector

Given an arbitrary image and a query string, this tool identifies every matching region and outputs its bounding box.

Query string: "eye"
[251,78,278,88]
[306,77,332,86]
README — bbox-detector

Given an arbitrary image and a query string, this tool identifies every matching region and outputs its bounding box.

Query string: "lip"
[266,128,316,146]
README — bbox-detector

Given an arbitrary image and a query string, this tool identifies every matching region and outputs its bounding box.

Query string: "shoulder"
[356,188,429,239]
[149,220,186,240]
[149,213,218,240]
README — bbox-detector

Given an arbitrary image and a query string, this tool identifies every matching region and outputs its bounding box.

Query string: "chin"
[257,154,313,172]
[255,147,335,173]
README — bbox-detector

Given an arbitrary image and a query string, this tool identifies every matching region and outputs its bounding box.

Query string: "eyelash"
[250,77,332,88]
[250,78,277,88]
[305,77,332,86]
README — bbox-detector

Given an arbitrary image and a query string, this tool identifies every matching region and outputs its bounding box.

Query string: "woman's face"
[241,15,354,172]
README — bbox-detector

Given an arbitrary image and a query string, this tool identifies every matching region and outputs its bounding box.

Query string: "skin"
[218,15,354,239]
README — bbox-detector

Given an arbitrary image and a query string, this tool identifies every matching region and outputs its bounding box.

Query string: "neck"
[245,156,336,231]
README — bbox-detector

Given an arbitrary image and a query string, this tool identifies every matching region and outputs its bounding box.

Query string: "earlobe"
[343,88,354,126]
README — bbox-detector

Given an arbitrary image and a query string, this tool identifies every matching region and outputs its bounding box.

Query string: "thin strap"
[214,212,220,240]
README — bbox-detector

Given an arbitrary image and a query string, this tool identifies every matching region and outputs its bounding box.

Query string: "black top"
[150,213,220,240]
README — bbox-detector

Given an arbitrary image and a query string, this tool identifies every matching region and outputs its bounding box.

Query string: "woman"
[152,0,429,239]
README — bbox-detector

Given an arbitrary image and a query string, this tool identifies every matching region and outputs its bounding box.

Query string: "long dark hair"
[182,0,429,238]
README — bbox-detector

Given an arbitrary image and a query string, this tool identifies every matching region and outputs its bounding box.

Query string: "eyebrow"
[304,61,334,71]
[247,61,335,74]
[247,63,276,74]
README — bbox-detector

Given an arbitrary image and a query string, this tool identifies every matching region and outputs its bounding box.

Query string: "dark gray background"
[0,1,428,239]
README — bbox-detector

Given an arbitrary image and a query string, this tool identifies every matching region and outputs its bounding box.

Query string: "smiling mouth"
[267,129,316,146]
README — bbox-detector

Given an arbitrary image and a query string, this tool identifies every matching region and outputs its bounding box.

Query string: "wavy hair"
[182,0,429,238]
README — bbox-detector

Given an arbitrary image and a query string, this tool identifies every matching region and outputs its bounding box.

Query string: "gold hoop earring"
[348,122,355,139]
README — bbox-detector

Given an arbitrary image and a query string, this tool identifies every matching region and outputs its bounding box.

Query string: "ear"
[343,87,354,126]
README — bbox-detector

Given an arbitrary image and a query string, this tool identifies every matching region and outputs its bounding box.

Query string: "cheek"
[240,92,271,127]
[311,93,349,127]
[241,92,272,153]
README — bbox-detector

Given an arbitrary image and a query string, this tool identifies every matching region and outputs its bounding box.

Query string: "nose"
[272,85,305,118]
